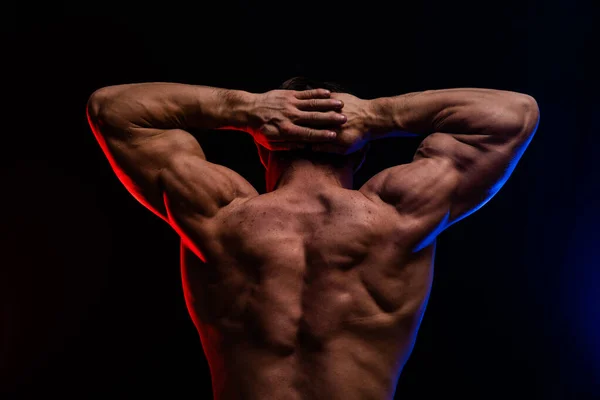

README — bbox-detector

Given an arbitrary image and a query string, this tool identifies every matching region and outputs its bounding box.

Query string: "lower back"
[216,332,409,400]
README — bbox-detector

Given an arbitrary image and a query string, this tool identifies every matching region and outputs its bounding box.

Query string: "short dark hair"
[279,76,351,94]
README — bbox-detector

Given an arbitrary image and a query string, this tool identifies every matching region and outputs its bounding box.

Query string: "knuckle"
[288,109,300,120]
[279,121,293,133]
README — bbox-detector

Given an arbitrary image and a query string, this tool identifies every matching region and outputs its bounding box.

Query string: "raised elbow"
[87,87,119,119]
[500,93,540,137]
[516,94,540,134]
[86,86,127,131]
[87,89,106,122]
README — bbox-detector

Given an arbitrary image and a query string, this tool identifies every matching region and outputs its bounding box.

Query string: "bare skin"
[87,83,539,400]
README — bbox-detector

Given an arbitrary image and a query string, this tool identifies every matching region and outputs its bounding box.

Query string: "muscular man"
[86,77,539,400]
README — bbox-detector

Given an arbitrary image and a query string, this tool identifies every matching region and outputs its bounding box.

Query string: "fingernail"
[334,100,343,106]
[338,114,347,121]
[328,132,337,138]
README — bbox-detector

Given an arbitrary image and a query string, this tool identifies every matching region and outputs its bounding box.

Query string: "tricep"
[415,97,539,225]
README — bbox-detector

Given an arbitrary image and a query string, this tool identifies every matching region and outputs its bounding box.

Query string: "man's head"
[255,77,369,174]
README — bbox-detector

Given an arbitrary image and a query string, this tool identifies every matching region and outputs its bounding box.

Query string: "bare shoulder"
[159,158,259,259]
[358,158,458,250]
[360,158,458,218]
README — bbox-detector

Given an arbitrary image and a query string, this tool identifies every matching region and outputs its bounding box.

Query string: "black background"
[2,1,599,399]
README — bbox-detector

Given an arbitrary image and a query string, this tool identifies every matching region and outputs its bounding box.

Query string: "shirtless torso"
[176,160,453,400]
[87,82,539,400]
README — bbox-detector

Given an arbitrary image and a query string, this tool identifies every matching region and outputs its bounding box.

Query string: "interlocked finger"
[284,125,338,142]
[294,89,331,100]
[295,111,347,126]
[297,98,344,111]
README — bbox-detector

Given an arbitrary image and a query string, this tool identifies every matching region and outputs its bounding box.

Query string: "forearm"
[87,82,254,134]
[367,88,538,139]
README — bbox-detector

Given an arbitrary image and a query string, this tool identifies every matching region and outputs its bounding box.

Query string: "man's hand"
[311,93,374,155]
[247,89,347,151]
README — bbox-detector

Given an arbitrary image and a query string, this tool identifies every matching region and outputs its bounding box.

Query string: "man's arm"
[86,83,345,242]
[86,83,260,225]
[364,88,540,226]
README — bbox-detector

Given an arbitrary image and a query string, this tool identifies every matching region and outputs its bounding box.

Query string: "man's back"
[86,82,538,400]
[180,182,440,400]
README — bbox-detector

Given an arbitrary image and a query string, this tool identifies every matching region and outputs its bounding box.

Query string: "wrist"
[364,97,396,139]
[366,94,424,139]
[217,89,257,131]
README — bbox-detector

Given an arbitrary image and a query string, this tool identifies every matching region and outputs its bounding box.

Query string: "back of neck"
[267,157,353,192]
